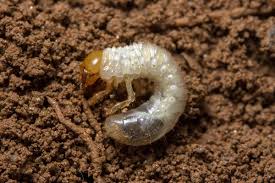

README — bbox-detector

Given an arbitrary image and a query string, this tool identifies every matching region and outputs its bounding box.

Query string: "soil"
[0,0,275,182]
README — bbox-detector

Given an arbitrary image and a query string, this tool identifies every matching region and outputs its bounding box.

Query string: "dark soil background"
[0,0,275,182]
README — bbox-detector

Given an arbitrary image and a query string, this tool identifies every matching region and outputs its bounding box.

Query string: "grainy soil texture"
[0,0,275,182]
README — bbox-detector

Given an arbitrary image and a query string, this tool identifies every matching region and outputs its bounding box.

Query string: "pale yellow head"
[80,50,103,87]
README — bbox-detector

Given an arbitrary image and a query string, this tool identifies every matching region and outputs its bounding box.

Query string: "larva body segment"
[101,43,187,146]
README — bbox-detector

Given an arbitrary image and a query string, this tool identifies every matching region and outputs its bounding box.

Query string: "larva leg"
[106,78,135,115]
[88,80,113,107]
[113,78,120,88]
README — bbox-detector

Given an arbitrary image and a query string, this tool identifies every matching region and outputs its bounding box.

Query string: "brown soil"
[0,0,275,182]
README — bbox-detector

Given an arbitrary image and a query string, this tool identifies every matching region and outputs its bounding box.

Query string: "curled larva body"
[101,43,187,146]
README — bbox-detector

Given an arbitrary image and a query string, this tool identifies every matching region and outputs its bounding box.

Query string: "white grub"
[102,43,187,146]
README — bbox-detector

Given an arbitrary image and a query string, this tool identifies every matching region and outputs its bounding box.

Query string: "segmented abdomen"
[102,43,187,146]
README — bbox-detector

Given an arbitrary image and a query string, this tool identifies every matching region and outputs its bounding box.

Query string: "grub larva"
[80,43,187,146]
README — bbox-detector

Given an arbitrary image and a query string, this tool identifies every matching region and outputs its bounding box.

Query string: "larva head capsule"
[80,50,103,88]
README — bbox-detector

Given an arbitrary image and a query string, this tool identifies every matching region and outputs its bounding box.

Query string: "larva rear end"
[104,101,166,146]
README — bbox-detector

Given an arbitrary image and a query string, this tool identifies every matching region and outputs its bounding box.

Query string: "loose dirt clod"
[46,97,103,180]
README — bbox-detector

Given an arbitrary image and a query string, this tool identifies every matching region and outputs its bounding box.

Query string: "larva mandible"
[80,43,187,146]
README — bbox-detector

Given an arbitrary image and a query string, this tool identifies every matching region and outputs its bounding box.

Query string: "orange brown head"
[80,50,103,88]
